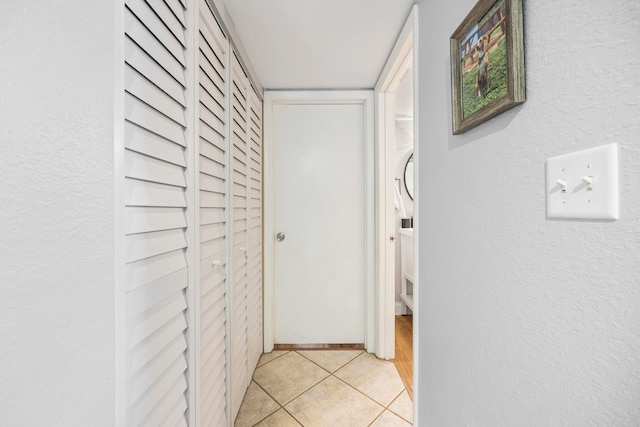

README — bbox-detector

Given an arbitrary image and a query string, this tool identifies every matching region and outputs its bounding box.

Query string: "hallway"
[235,350,413,426]
[5,1,639,426]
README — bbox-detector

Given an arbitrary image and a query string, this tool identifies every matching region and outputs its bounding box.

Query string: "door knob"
[276,232,285,242]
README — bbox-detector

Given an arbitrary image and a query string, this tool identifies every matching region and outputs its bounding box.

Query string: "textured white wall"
[417,0,640,425]
[0,2,115,425]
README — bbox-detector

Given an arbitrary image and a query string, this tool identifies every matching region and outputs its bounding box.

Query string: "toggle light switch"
[555,178,568,193]
[546,143,618,220]
[581,175,594,191]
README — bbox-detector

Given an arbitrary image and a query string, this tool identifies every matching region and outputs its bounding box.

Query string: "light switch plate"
[546,143,619,220]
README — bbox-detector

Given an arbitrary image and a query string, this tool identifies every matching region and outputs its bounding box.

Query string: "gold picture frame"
[450,0,525,134]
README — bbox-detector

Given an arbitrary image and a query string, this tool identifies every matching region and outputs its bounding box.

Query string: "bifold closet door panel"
[229,52,250,421]
[197,1,230,426]
[247,88,263,373]
[122,0,190,425]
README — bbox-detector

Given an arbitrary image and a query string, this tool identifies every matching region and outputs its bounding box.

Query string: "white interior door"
[271,100,367,344]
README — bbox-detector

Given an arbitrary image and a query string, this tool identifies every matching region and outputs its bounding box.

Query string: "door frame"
[373,5,418,363]
[263,90,375,352]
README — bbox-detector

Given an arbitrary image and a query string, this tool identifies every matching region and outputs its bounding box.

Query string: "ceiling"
[223,0,416,89]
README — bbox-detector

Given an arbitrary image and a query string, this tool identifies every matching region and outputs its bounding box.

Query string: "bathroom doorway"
[393,65,415,396]
[374,6,417,404]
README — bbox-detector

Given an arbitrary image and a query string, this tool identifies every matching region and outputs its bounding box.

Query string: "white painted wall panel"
[417,0,640,425]
[0,1,115,425]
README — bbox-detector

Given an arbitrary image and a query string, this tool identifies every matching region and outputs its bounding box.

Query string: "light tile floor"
[235,350,413,427]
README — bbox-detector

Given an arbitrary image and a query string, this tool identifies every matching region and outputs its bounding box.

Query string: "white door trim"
[263,90,375,352]
[374,4,417,361]
[374,4,419,422]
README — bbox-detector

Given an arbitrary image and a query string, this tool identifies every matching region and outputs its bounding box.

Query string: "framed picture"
[450,0,525,134]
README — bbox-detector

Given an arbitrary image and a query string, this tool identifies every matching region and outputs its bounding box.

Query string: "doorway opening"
[374,4,418,404]
[393,66,415,397]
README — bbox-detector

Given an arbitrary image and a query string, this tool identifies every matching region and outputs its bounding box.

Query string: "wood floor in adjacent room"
[393,315,413,400]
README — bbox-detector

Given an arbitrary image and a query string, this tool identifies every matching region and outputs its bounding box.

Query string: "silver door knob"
[276,232,285,242]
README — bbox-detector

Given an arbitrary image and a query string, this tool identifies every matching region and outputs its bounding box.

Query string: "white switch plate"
[546,143,619,220]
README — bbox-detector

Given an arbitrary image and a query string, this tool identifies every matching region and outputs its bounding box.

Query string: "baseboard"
[395,301,405,315]
[273,343,365,351]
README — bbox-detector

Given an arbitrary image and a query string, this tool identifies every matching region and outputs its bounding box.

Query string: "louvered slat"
[125,65,187,127]
[125,92,186,146]
[125,228,187,263]
[124,8,186,87]
[125,121,186,167]
[125,207,187,235]
[200,206,225,225]
[199,135,225,163]
[200,155,225,179]
[146,0,186,47]
[123,0,189,425]
[124,178,186,208]
[124,37,186,107]
[125,149,187,187]
[126,0,186,67]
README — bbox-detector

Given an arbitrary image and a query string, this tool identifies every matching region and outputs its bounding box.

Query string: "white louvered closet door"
[247,88,263,373]
[230,52,250,421]
[197,1,230,426]
[122,0,190,426]
[120,1,264,424]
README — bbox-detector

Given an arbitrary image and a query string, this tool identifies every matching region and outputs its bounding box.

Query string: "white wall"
[417,0,640,425]
[0,2,115,425]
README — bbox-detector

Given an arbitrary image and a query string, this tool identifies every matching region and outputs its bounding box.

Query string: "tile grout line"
[323,352,404,425]
[295,349,364,373]
[298,350,409,425]
[247,380,283,426]
[255,350,291,369]
[249,350,411,426]
[382,389,413,425]
[251,351,334,425]
[328,353,412,426]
